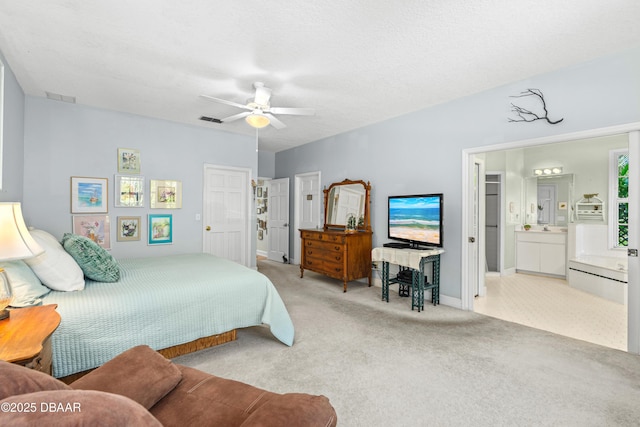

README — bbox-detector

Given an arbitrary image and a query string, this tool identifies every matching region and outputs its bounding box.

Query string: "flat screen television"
[387,193,443,248]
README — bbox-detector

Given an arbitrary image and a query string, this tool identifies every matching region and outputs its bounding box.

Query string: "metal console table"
[372,247,444,312]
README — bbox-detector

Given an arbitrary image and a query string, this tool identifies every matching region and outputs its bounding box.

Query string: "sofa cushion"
[23,229,85,291]
[241,393,338,427]
[71,345,181,410]
[61,233,120,282]
[0,260,50,307]
[150,365,337,427]
[0,361,70,400]
[0,390,162,426]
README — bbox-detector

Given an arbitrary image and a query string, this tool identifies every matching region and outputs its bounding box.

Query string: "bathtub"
[568,255,628,304]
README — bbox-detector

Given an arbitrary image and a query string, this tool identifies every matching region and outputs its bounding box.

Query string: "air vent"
[45,91,76,103]
[199,116,222,123]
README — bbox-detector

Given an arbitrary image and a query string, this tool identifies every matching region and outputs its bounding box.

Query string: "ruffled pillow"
[0,260,50,307]
[61,233,120,282]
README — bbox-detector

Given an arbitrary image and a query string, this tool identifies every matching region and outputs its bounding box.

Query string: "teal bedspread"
[42,254,294,378]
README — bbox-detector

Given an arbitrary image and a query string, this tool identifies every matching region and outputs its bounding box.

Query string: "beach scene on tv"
[389,196,441,245]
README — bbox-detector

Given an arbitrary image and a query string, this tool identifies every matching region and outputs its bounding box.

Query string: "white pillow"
[24,229,85,291]
[0,260,51,306]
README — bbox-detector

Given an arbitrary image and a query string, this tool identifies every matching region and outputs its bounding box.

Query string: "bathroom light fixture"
[245,112,270,129]
[533,166,563,176]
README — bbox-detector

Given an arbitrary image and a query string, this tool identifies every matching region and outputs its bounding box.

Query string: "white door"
[268,178,290,263]
[628,131,640,353]
[202,165,250,266]
[294,172,322,265]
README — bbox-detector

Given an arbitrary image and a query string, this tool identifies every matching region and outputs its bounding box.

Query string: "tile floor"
[474,273,627,351]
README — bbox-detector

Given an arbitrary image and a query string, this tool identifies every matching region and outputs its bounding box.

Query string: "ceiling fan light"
[246,113,270,129]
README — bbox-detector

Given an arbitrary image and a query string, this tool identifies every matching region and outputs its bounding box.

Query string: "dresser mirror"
[324,179,371,231]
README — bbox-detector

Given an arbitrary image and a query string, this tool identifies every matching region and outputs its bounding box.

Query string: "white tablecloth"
[371,247,445,270]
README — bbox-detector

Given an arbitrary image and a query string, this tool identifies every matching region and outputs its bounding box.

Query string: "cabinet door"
[516,241,540,272]
[539,243,566,276]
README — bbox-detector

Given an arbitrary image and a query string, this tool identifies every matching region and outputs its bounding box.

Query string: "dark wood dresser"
[299,228,372,292]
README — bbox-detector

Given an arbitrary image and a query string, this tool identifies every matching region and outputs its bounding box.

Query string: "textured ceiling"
[1,1,639,152]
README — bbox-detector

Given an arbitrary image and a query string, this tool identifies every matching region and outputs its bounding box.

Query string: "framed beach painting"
[117,148,141,174]
[148,214,172,245]
[115,175,145,207]
[72,215,111,249]
[71,176,108,213]
[150,179,182,209]
[117,216,141,242]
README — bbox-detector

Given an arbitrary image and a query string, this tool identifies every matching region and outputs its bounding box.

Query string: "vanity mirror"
[324,179,371,231]
[524,173,574,226]
[299,179,372,292]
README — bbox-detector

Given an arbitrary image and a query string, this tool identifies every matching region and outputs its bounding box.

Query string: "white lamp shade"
[0,203,44,261]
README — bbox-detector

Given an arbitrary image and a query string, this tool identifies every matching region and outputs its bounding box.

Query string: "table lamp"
[0,202,44,320]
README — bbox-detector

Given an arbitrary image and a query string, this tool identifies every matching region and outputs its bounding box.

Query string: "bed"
[39,253,295,379]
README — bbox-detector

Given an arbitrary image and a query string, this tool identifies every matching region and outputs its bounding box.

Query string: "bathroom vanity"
[515,230,567,277]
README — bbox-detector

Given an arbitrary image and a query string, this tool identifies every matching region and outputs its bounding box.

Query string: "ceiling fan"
[200,82,315,129]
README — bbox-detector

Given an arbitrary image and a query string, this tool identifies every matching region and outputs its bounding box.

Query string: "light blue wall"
[0,49,25,202]
[275,46,640,301]
[22,97,257,261]
[258,150,275,178]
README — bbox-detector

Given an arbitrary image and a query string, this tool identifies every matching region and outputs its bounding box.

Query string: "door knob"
[206,226,211,231]
[468,237,476,243]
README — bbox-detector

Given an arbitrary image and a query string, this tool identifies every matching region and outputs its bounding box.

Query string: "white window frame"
[609,148,629,249]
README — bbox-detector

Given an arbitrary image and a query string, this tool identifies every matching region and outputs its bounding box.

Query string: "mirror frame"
[323,179,371,231]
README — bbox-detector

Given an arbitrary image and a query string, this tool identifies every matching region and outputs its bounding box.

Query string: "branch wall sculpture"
[508,88,564,124]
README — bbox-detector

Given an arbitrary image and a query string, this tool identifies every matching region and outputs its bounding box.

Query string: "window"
[610,149,628,248]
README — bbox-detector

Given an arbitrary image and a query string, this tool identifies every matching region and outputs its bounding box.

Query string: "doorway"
[485,173,501,274]
[462,124,640,354]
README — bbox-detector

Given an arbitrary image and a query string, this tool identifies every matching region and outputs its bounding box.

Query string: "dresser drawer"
[301,231,345,243]
[303,258,344,276]
[305,247,344,263]
[305,239,344,252]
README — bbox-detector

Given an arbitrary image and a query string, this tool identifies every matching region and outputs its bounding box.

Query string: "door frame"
[202,163,253,267]
[461,121,640,353]
[293,171,322,265]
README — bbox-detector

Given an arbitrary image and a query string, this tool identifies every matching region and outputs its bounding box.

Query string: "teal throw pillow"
[61,233,120,282]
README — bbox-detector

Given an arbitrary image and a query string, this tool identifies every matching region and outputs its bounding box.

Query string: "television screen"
[388,193,443,248]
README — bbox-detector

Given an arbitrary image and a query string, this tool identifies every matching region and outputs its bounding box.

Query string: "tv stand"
[372,246,445,311]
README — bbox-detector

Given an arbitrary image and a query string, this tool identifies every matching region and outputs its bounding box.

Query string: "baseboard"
[503,267,516,276]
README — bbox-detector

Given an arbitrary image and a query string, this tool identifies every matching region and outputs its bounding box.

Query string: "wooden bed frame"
[58,329,237,384]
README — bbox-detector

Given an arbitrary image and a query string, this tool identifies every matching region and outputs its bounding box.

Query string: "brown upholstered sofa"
[0,345,337,426]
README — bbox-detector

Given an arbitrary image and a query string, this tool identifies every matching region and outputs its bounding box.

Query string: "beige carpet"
[175,260,640,426]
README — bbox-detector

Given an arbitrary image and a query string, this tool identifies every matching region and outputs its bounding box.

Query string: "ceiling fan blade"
[221,111,251,123]
[265,113,286,129]
[268,107,315,116]
[200,94,250,110]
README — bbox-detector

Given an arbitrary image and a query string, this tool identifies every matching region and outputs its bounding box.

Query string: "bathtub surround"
[568,223,628,303]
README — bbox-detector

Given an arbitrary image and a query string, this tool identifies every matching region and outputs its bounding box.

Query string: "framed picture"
[115,175,145,207]
[117,216,141,242]
[558,201,567,210]
[257,187,263,198]
[72,215,111,249]
[148,214,172,245]
[117,148,141,174]
[71,176,108,213]
[150,179,182,209]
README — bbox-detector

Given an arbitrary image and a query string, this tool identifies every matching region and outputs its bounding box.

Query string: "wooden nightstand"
[0,304,60,375]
